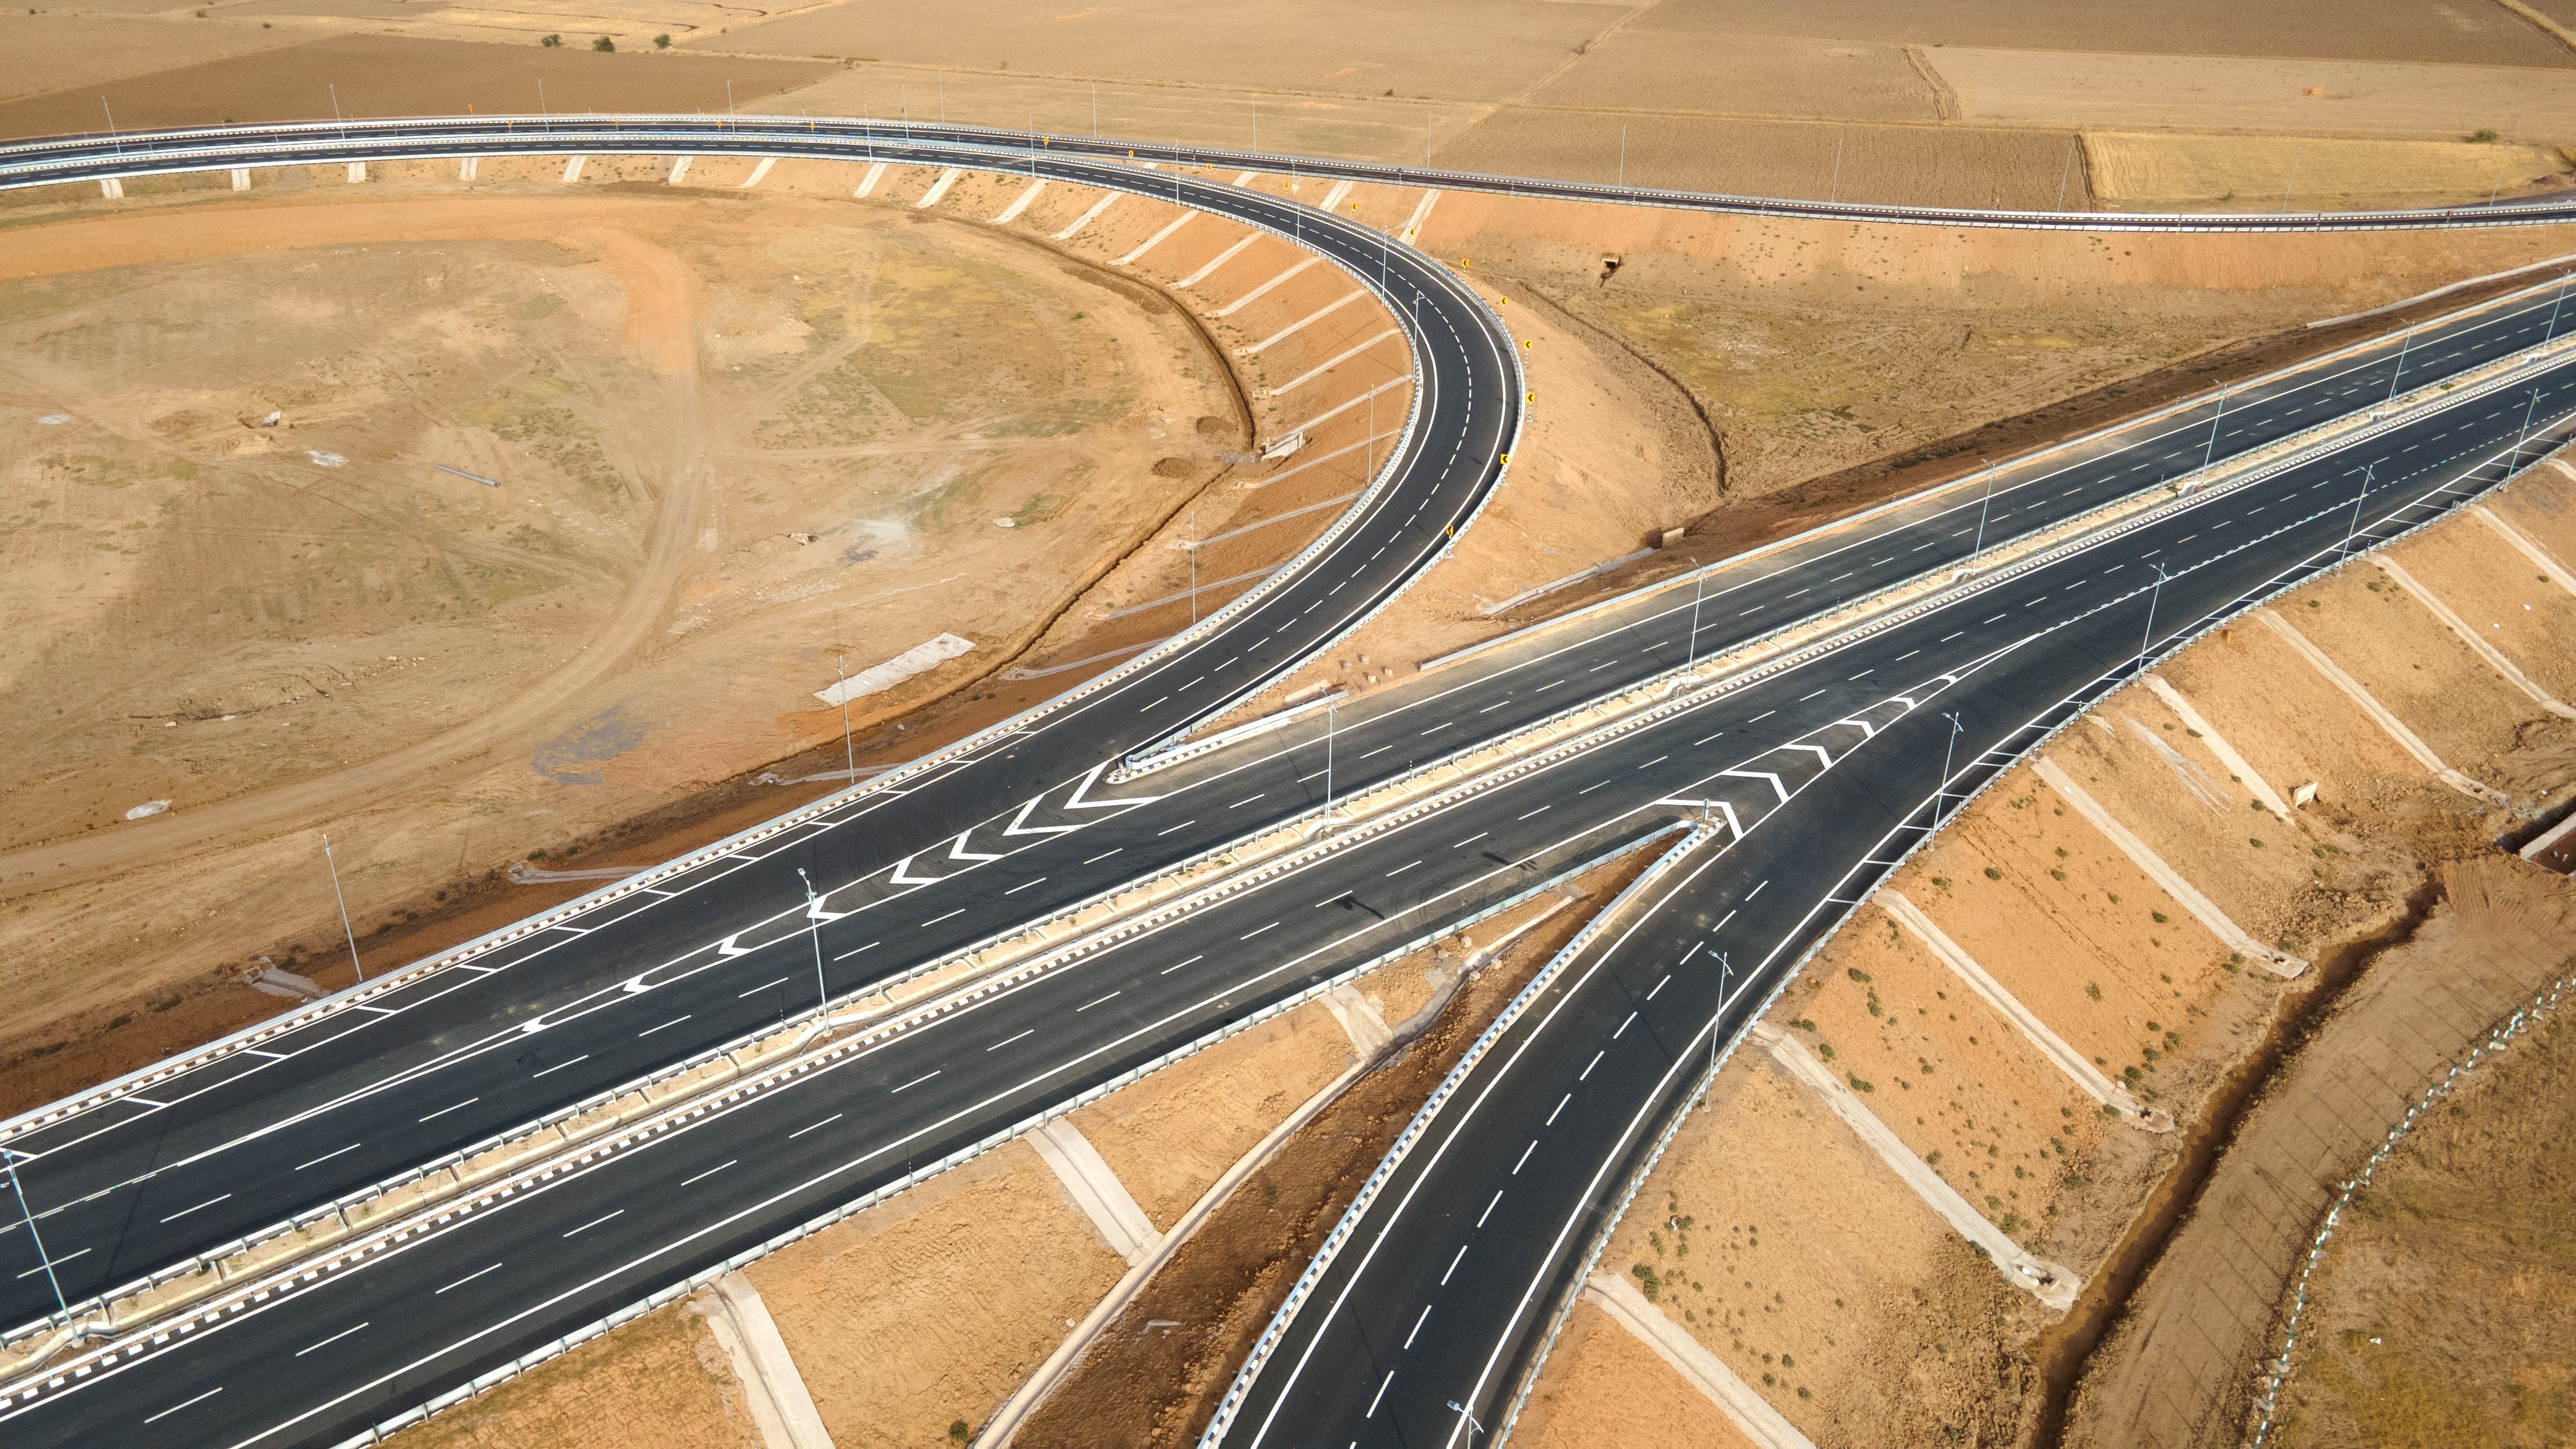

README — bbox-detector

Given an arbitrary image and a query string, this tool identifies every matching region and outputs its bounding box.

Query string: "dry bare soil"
[0,176,1238,1090]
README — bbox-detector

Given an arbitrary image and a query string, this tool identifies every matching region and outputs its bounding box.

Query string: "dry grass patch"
[1937,49,2576,142]
[2086,133,2568,211]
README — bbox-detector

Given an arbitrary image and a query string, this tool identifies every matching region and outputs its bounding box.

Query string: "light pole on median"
[2136,562,2168,680]
[797,868,828,1009]
[2385,326,2414,405]
[2505,386,2542,475]
[2340,460,2377,561]
[2,1148,66,1317]
[1322,699,1336,828]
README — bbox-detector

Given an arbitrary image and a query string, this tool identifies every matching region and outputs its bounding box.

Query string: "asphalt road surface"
[0,121,2569,1446]
[1205,365,2576,1449]
[0,236,2557,1333]
[6,294,2572,1449]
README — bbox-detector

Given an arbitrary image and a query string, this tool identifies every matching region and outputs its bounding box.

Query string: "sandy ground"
[744,1139,1127,1449]
[1515,1299,1758,1449]
[2266,1003,2576,1449]
[1071,1000,1357,1233]
[0,12,307,100]
[388,1298,762,1449]
[0,176,1242,1082]
[1605,1050,2049,1445]
[1523,468,2576,1447]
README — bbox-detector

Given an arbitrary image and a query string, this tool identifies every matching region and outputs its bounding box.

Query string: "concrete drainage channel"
[8,314,2568,1396]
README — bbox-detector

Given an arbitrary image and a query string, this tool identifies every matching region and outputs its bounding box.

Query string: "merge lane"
[1212,361,2576,1448]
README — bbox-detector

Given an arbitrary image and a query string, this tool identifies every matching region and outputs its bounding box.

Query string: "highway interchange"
[1,119,2570,1447]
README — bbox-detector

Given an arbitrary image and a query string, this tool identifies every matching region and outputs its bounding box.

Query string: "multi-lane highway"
[1203,355,2576,1449]
[1,119,2570,1446]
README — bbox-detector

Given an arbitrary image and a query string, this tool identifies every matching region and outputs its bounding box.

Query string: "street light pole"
[1935,710,1963,829]
[2340,461,2377,560]
[1685,564,1707,671]
[1321,700,1336,827]
[796,868,828,1009]
[2137,562,2168,679]
[2505,386,2542,475]
[3,1149,66,1316]
[323,835,364,981]
[837,656,855,781]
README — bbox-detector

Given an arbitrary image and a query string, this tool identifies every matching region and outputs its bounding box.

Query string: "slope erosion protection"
[1512,459,2576,1448]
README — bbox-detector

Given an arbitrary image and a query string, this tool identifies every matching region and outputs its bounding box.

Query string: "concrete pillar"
[345,162,366,183]
[97,176,123,199]
[228,168,251,191]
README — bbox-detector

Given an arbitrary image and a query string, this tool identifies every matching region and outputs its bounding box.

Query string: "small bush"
[540,32,560,46]
[1846,967,1872,983]
[949,1423,970,1444]
[1983,866,2003,880]
[2468,127,2501,143]
[592,35,614,50]
[654,32,671,46]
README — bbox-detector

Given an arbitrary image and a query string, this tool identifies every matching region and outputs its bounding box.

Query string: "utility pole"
[1830,135,1844,204]
[329,82,345,142]
[1092,81,1099,138]
[2201,385,2227,471]
[2385,326,2413,404]
[1188,504,1200,623]
[323,835,364,981]
[797,868,828,1009]
[2,1149,65,1316]
[837,656,855,781]
[102,97,119,154]
[1618,126,1627,187]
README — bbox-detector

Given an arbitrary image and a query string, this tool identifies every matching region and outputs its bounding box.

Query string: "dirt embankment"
[1522,465,2576,1448]
[1014,863,1650,1448]
[1226,193,2576,721]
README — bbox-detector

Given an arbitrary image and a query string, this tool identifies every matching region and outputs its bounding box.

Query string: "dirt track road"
[0,198,710,893]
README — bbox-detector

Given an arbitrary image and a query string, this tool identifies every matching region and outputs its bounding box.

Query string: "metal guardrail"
[6,113,2576,233]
